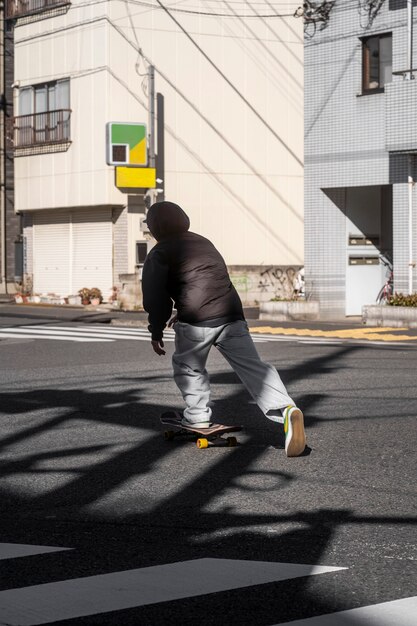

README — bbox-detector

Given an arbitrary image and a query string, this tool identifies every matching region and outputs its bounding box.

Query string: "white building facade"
[304,0,417,317]
[9,0,303,303]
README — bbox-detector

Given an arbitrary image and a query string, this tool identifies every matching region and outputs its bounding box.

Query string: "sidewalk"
[0,302,364,328]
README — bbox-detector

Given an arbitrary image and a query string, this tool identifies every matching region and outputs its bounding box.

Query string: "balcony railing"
[6,0,71,19]
[9,110,71,149]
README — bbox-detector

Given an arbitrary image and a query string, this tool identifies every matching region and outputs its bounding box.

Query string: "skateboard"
[160,411,242,449]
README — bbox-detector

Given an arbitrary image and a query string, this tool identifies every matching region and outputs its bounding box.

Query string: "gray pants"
[172,320,294,424]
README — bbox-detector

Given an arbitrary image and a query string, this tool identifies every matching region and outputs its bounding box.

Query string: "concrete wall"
[112,206,128,289]
[229,265,302,305]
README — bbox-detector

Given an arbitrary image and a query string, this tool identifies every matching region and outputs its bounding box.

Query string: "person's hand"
[168,314,178,328]
[151,339,166,356]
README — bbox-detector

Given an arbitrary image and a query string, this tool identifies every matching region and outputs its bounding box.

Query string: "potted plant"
[89,287,102,306]
[108,285,119,307]
[78,287,91,305]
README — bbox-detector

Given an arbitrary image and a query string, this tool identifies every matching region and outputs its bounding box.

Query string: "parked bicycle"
[376,255,393,304]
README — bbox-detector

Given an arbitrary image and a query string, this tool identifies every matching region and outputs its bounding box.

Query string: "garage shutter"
[71,209,113,297]
[33,212,70,296]
[32,209,113,298]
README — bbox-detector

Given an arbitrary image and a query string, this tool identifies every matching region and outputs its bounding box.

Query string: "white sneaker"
[283,406,306,457]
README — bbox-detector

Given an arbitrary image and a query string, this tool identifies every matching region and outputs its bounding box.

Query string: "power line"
[152,0,303,166]
[125,0,295,16]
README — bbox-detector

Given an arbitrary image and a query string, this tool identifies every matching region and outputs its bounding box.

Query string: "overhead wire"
[198,0,302,103]
[151,0,303,165]
[103,16,304,220]
[74,0,297,17]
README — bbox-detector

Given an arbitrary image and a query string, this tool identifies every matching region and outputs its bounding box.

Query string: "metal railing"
[6,0,70,19]
[9,110,71,149]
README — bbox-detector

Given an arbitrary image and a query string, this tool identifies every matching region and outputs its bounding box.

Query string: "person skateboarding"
[142,201,306,457]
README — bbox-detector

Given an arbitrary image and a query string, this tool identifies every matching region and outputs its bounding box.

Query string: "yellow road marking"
[248,326,417,342]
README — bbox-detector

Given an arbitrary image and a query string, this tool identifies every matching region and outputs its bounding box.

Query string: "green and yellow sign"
[106,122,147,166]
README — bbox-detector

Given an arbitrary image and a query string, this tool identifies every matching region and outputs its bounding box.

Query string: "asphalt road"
[0,309,416,625]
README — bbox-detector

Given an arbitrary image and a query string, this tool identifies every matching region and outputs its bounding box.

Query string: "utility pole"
[145,64,156,209]
[156,92,165,202]
[0,0,6,294]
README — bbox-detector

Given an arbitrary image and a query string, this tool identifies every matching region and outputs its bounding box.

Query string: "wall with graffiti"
[228,265,304,305]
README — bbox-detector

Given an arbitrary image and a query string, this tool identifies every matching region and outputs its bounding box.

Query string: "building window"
[136,242,148,265]
[12,79,71,149]
[362,34,392,93]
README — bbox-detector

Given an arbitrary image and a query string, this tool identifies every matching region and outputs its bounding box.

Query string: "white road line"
[0,328,174,342]
[0,558,345,625]
[0,332,113,342]
[273,595,417,626]
[298,339,343,345]
[0,543,69,561]
[37,325,165,336]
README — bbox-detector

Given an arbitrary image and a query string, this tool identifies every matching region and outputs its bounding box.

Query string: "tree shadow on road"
[0,344,416,624]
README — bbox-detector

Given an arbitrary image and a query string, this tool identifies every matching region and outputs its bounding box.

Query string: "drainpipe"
[408,155,415,295]
[407,0,415,295]
[407,0,414,80]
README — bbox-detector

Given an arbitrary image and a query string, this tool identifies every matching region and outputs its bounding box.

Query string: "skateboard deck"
[160,411,242,448]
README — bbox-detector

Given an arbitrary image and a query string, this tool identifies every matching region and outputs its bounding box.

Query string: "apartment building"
[305,0,417,317]
[7,0,303,302]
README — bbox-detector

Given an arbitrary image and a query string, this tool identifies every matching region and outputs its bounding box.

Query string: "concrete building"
[7,0,303,304]
[305,0,417,317]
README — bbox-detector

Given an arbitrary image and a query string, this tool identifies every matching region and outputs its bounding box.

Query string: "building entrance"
[345,186,392,315]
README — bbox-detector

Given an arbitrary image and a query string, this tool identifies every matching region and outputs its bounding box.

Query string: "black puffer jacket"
[142,201,244,341]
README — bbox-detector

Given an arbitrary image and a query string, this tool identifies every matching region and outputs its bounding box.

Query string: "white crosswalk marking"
[0,325,171,343]
[0,557,345,625]
[0,324,285,344]
[1,543,414,625]
[0,543,69,561]
[273,596,417,626]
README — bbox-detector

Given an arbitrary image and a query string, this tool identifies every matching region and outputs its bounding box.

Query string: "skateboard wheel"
[196,438,209,449]
[164,430,175,441]
[227,436,238,447]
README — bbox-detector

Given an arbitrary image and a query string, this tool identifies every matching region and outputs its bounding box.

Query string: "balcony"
[8,110,71,155]
[385,75,417,153]
[6,0,71,20]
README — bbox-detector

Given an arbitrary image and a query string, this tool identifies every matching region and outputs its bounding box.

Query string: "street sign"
[106,123,147,166]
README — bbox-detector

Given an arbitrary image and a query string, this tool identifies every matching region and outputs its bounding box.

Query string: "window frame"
[15,78,71,148]
[19,78,70,116]
[361,32,392,95]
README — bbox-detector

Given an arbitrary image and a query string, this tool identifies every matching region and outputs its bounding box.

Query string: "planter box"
[363,305,417,328]
[260,300,319,321]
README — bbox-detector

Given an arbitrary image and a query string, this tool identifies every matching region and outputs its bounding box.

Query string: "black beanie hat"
[146,201,190,241]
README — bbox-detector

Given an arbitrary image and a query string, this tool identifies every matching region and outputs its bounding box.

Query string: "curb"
[111,319,148,328]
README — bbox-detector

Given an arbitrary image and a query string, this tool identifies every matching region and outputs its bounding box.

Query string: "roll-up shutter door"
[32,209,113,298]
[33,212,70,296]
[71,208,112,297]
